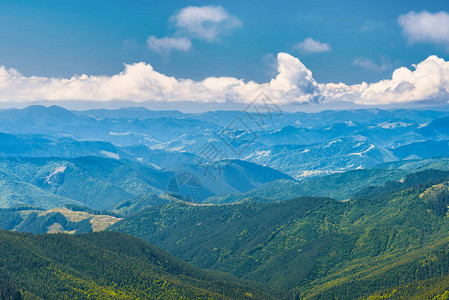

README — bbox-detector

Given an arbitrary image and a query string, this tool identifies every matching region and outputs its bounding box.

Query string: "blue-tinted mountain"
[3,105,449,183]
[78,107,185,119]
[393,140,449,160]
[0,156,170,209]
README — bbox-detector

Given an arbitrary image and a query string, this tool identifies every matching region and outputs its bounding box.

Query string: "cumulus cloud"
[294,38,331,53]
[0,54,449,106]
[147,6,241,53]
[170,5,242,41]
[352,57,392,72]
[323,55,449,104]
[0,53,319,104]
[398,11,449,49]
[147,36,192,53]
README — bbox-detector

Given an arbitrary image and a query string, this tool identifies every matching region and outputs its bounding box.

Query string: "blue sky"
[0,0,448,108]
[0,0,447,83]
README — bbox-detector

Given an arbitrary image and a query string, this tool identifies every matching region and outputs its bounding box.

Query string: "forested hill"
[0,230,282,299]
[110,171,449,299]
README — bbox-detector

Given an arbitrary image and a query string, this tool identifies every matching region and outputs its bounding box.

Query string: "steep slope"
[0,105,103,138]
[0,277,22,300]
[0,230,280,299]
[0,171,83,209]
[420,115,449,138]
[0,106,219,147]
[0,132,207,173]
[2,105,449,180]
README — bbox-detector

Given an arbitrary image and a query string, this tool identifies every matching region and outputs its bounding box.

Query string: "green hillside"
[110,170,449,298]
[0,230,282,299]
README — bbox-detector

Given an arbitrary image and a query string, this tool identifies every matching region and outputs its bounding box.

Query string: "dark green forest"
[0,277,22,300]
[0,230,282,299]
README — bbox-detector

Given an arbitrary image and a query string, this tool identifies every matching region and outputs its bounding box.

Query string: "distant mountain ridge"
[0,155,293,209]
[0,105,449,180]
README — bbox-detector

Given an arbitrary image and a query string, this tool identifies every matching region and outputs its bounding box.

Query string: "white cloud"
[146,6,241,54]
[352,57,392,72]
[0,54,449,106]
[147,36,192,53]
[0,53,318,104]
[398,11,449,49]
[323,55,449,104]
[170,5,242,42]
[294,38,331,53]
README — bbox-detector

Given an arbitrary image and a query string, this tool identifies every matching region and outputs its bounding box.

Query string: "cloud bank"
[0,53,448,106]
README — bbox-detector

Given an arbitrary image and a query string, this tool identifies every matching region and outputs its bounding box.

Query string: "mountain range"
[2,105,449,299]
[110,166,449,298]
[1,105,449,181]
